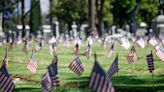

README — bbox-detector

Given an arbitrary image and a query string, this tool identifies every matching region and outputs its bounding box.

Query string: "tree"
[21,0,26,38]
[95,0,105,37]
[29,0,42,37]
[111,0,135,27]
[137,0,159,24]
[51,0,87,32]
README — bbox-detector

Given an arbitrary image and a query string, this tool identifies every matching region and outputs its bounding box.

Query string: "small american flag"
[74,43,80,55]
[2,49,8,67]
[85,43,91,59]
[107,55,119,78]
[41,55,60,92]
[49,43,57,55]
[41,73,52,92]
[48,57,60,86]
[136,37,145,48]
[27,52,37,73]
[0,65,15,92]
[89,61,115,92]
[127,46,137,63]
[156,46,164,61]
[69,56,84,76]
[22,41,28,54]
[146,52,154,73]
[107,43,114,58]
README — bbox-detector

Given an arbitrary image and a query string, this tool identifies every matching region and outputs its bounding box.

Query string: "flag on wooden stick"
[155,45,164,61]
[2,49,8,67]
[0,64,15,92]
[74,43,80,55]
[41,55,60,92]
[85,43,91,59]
[48,56,60,86]
[41,72,52,92]
[89,53,115,92]
[27,51,37,73]
[69,56,84,76]
[127,46,137,63]
[107,54,119,78]
[22,40,28,54]
[107,43,114,58]
[146,52,154,73]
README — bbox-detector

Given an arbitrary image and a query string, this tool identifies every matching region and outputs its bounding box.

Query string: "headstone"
[72,22,77,38]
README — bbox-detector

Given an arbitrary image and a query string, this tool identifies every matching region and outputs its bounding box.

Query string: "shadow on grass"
[112,75,164,92]
[64,76,90,88]
[14,75,164,92]
[15,87,40,92]
[64,75,164,92]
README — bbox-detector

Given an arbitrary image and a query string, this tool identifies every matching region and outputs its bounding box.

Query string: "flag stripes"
[27,54,37,73]
[146,53,154,73]
[89,61,114,92]
[69,57,84,76]
[0,66,15,92]
[127,53,137,63]
[41,56,60,92]
[156,47,164,61]
[51,75,60,86]
[41,73,52,92]
[0,73,14,92]
[107,55,119,78]
[127,46,137,63]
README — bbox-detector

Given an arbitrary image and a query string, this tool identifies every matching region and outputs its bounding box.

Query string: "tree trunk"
[88,0,96,37]
[21,0,26,38]
[96,0,105,37]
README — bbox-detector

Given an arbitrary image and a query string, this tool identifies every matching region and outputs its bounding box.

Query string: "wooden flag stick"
[77,75,80,88]
[132,62,135,71]
[117,52,118,78]
[152,72,155,91]
[94,51,97,61]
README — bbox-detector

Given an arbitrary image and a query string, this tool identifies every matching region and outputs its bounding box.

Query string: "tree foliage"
[51,0,87,29]
[29,0,42,36]
[137,0,159,24]
[111,0,136,27]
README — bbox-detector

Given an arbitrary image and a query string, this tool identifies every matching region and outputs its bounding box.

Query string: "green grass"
[0,41,164,92]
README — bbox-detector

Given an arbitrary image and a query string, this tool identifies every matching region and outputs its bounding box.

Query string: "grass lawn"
[0,41,164,92]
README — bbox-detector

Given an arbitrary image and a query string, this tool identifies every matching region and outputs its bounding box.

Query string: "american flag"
[48,57,60,86]
[27,53,37,73]
[0,65,15,92]
[41,73,52,92]
[127,46,137,63]
[89,61,115,92]
[136,37,145,48]
[146,52,154,73]
[85,43,91,59]
[8,41,14,51]
[156,46,164,61]
[107,55,119,78]
[49,43,57,55]
[121,37,130,49]
[35,38,44,52]
[69,56,84,76]
[107,43,114,58]
[74,43,80,55]
[2,49,8,67]
[41,56,60,92]
[22,41,28,54]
